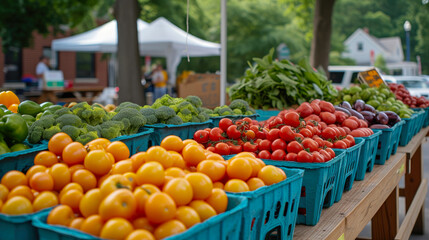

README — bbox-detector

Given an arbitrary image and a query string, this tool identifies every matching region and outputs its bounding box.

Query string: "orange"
[100,217,134,240]
[33,191,58,212]
[126,229,155,240]
[34,151,58,167]
[1,170,28,190]
[71,169,97,192]
[258,166,284,186]
[132,217,155,232]
[1,196,33,215]
[29,172,54,192]
[205,188,228,213]
[69,217,84,229]
[162,178,193,206]
[206,153,224,161]
[123,172,138,189]
[111,159,134,174]
[136,162,164,187]
[25,165,47,180]
[49,163,71,191]
[80,214,103,236]
[160,136,184,152]
[153,220,186,240]
[47,205,74,226]
[100,174,132,198]
[84,149,113,176]
[184,173,213,200]
[69,164,85,175]
[226,158,252,181]
[213,182,224,189]
[48,133,73,156]
[62,142,87,165]
[197,160,226,182]
[79,188,102,218]
[7,185,34,202]
[224,179,249,193]
[145,192,176,224]
[106,141,130,162]
[247,177,265,191]
[188,200,217,221]
[146,146,173,169]
[165,167,186,178]
[99,189,137,220]
[182,144,206,166]
[130,152,148,171]
[59,183,83,200]
[60,189,83,212]
[175,206,201,228]
[0,184,9,202]
[85,138,111,151]
[168,151,186,169]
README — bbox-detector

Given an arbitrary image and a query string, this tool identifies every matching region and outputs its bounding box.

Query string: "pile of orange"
[0,133,286,240]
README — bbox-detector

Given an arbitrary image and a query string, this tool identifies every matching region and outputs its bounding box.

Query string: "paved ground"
[358,140,429,239]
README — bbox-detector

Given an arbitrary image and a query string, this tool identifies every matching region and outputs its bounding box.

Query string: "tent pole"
[220,0,227,105]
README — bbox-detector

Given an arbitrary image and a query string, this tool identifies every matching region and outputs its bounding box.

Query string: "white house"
[342,28,417,76]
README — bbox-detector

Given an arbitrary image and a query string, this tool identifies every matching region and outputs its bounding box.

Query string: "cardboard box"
[43,70,64,90]
[178,74,220,108]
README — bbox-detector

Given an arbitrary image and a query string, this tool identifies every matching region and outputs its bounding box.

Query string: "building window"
[4,47,22,82]
[76,53,95,78]
[357,42,363,51]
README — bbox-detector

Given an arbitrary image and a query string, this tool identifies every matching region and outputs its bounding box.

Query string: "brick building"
[0,30,108,89]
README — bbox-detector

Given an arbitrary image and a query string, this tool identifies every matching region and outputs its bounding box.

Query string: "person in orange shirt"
[151,64,168,101]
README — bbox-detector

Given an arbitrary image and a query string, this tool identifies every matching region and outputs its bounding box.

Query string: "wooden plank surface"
[293,153,406,240]
[397,126,429,161]
[372,186,398,240]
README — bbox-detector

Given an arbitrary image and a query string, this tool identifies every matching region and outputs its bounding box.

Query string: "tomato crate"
[333,138,364,203]
[111,128,154,154]
[257,151,345,226]
[32,195,248,240]
[255,110,281,121]
[0,143,48,176]
[0,207,52,240]
[209,114,259,128]
[373,120,405,165]
[354,131,382,181]
[144,120,212,145]
[399,114,417,147]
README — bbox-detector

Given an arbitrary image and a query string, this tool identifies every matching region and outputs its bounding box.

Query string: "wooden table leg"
[405,145,425,234]
[372,186,399,240]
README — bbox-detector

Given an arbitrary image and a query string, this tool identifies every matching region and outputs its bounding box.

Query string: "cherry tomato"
[326,148,336,159]
[324,140,334,148]
[242,117,252,125]
[271,149,286,160]
[255,129,267,139]
[250,125,260,134]
[296,102,314,118]
[287,141,303,154]
[279,126,295,142]
[321,127,336,140]
[310,102,321,115]
[258,150,271,159]
[294,133,304,141]
[285,153,297,162]
[312,136,324,147]
[215,142,230,155]
[219,118,233,132]
[210,128,224,141]
[227,125,241,139]
[346,135,355,146]
[320,112,336,125]
[228,144,242,154]
[207,146,215,152]
[319,101,335,113]
[358,119,368,128]
[302,139,318,152]
[297,150,312,163]
[312,152,324,163]
[334,111,348,124]
[258,139,271,151]
[268,117,283,129]
[342,139,351,148]
[243,142,258,152]
[333,140,347,149]
[284,112,300,127]
[194,130,209,143]
[337,127,346,137]
[299,129,313,138]
[271,139,287,151]
[244,130,256,140]
[267,129,280,142]
[319,149,331,162]
[343,126,351,135]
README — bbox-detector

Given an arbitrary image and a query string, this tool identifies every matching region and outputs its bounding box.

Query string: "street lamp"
[404,20,411,62]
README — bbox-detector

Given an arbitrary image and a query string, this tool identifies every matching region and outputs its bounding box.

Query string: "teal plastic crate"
[420,107,429,127]
[354,131,382,181]
[0,143,48,176]
[413,110,425,135]
[32,195,248,240]
[209,114,259,128]
[226,168,304,240]
[399,114,417,146]
[373,120,405,165]
[144,120,212,145]
[0,207,52,240]
[255,110,281,121]
[111,128,154,154]
[333,138,364,202]
[259,151,345,226]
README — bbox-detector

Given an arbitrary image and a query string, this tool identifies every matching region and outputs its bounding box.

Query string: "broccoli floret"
[152,94,175,109]
[97,121,124,139]
[38,115,56,128]
[70,102,92,116]
[202,108,214,114]
[233,109,243,115]
[154,106,176,121]
[245,110,255,115]
[43,125,61,140]
[185,96,202,108]
[229,99,250,113]
[27,125,44,144]
[198,112,209,122]
[61,125,81,140]
[172,97,185,105]
[115,102,141,112]
[177,112,193,123]
[75,131,99,145]
[107,111,117,119]
[166,116,183,125]
[140,108,158,125]
[191,116,200,123]
[178,101,198,115]
[180,108,192,116]
[54,108,72,118]
[209,113,220,117]
[169,104,179,113]
[112,108,147,135]
[55,114,82,128]
[216,106,233,116]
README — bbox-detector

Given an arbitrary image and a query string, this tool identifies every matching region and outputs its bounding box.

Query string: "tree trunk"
[310,0,336,76]
[114,0,145,104]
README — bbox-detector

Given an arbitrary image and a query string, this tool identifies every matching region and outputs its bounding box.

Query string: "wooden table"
[35,87,104,104]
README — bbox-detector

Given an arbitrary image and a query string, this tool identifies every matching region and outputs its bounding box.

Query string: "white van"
[328,66,377,88]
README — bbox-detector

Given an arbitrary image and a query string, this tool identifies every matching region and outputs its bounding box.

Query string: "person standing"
[151,64,167,101]
[35,56,50,90]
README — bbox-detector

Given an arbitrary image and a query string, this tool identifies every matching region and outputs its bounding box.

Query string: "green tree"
[374,55,389,74]
[415,4,429,74]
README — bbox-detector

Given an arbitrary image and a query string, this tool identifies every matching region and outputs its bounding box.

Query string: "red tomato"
[258,139,271,151]
[242,117,252,125]
[210,128,225,141]
[302,139,318,152]
[271,149,286,160]
[320,112,336,125]
[319,149,331,161]
[267,129,280,142]
[310,102,321,115]
[333,140,347,149]
[337,127,346,137]
[313,136,324,147]
[194,130,209,143]
[285,153,297,162]
[299,129,312,138]
[296,102,314,118]
[312,152,324,163]
[334,111,348,124]
[326,148,336,159]
[324,140,334,148]
[227,125,241,139]
[243,142,258,152]
[268,117,283,129]
[284,112,300,128]
[304,115,321,123]
[207,146,215,152]
[229,144,242,154]
[271,139,287,151]
[358,119,368,128]
[215,142,230,155]
[342,139,351,148]
[204,128,211,132]
[250,125,260,133]
[255,129,267,139]
[297,150,312,163]
[294,133,304,141]
[342,126,351,134]
[219,118,233,132]
[258,150,271,159]
[346,135,355,146]
[279,126,295,142]
[321,127,336,140]
[342,119,359,130]
[319,101,335,113]
[287,141,303,154]
[319,122,327,130]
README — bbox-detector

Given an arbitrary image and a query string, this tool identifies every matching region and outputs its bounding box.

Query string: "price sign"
[358,68,386,87]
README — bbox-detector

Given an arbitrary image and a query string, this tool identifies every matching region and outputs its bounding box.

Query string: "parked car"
[394,76,429,99]
[328,66,378,88]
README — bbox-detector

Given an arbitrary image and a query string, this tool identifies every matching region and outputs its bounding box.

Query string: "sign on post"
[43,70,64,89]
[358,68,386,87]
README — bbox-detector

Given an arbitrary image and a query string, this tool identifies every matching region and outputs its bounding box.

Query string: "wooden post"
[372,186,399,240]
